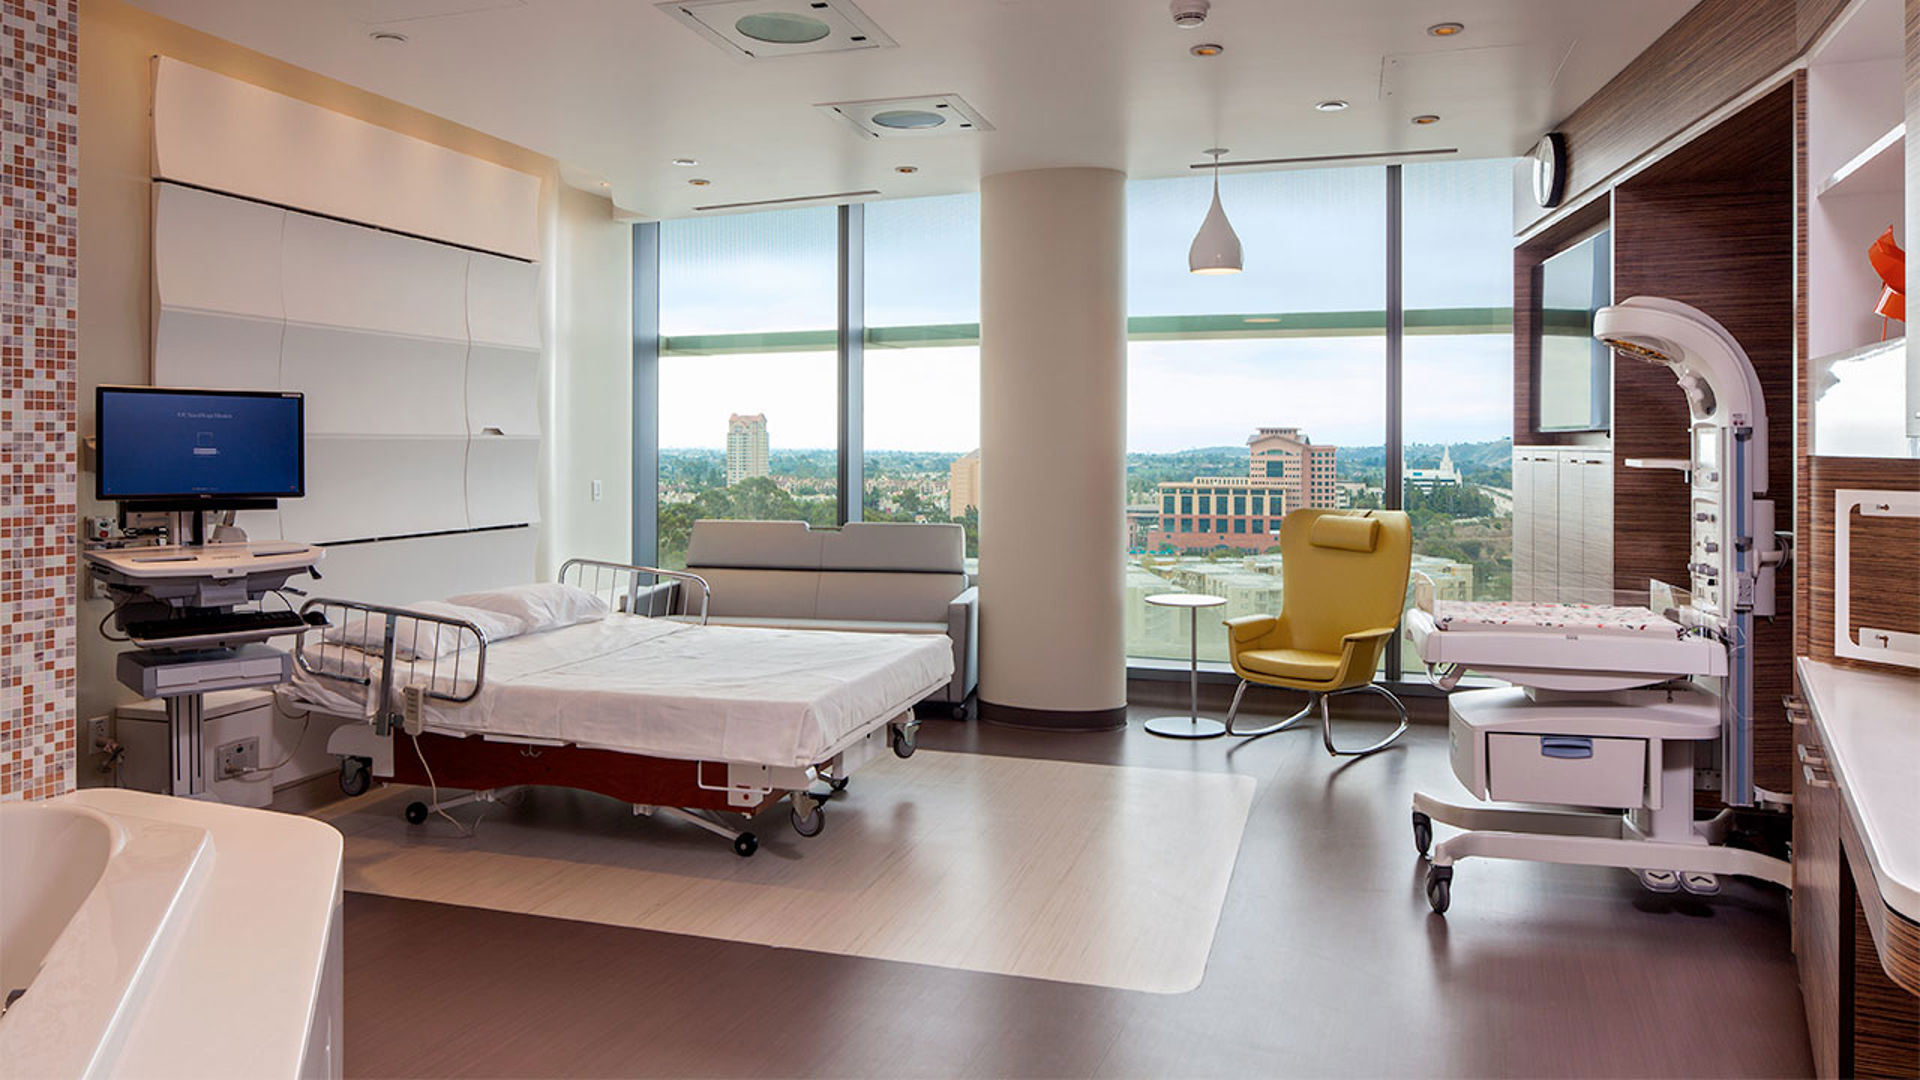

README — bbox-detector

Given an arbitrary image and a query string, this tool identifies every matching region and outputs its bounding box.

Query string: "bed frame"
[297,559,922,857]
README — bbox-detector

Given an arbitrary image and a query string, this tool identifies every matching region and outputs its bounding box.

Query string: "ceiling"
[126,0,1699,219]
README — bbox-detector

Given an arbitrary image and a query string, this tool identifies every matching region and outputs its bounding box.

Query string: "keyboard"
[125,608,319,643]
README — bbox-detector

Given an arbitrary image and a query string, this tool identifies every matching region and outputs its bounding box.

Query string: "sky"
[656,159,1516,454]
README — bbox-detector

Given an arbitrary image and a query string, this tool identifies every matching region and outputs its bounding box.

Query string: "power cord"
[408,729,479,838]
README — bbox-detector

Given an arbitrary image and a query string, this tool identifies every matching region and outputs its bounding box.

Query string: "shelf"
[1817,123,1905,199]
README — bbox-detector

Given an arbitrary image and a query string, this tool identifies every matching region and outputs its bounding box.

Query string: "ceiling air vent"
[818,94,994,140]
[657,0,894,58]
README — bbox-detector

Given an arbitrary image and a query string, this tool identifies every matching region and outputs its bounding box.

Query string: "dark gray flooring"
[341,685,1812,1078]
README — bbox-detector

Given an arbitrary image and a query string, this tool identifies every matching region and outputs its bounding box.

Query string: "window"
[863,195,981,560]
[1398,159,1517,674]
[656,208,839,568]
[1127,167,1387,663]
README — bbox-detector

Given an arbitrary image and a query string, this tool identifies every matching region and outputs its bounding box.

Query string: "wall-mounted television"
[1536,229,1612,433]
[96,385,305,509]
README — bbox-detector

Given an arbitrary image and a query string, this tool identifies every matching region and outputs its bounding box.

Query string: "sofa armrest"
[944,586,979,702]
[1224,614,1279,645]
[631,580,679,618]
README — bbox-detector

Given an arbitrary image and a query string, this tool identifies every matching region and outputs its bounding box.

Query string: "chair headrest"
[1308,513,1380,553]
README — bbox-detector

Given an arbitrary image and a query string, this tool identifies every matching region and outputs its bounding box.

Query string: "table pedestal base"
[1144,715,1227,739]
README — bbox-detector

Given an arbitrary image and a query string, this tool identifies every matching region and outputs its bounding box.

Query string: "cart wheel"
[1425,864,1452,914]
[404,801,429,825]
[733,832,759,857]
[1412,810,1432,858]
[891,725,917,759]
[828,776,850,793]
[791,803,826,838]
[950,699,974,721]
[338,757,371,797]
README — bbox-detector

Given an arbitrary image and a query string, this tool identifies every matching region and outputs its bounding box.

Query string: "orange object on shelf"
[1868,226,1905,324]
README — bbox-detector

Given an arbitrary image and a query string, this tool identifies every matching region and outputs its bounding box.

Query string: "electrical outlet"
[591,479,603,502]
[216,737,260,778]
[87,716,111,750]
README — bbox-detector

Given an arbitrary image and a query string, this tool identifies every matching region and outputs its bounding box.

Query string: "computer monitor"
[96,386,305,509]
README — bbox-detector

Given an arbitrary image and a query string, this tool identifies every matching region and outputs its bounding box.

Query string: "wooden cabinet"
[1792,695,1845,1079]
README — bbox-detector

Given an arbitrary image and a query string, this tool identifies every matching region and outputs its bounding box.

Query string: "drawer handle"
[1541,736,1593,760]
[1782,696,1810,725]
[1796,743,1826,767]
[1802,763,1835,790]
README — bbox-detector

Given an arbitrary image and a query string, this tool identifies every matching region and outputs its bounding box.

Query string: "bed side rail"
[294,598,489,734]
[559,558,711,625]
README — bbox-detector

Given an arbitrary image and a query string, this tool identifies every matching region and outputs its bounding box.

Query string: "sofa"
[676,520,978,718]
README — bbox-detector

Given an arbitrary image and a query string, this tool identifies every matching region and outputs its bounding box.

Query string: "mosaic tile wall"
[2,0,79,800]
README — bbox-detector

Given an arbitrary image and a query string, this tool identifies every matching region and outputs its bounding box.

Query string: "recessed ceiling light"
[733,11,831,44]
[1427,22,1464,37]
[688,178,712,186]
[672,157,698,167]
[894,165,919,174]
[598,181,610,188]
[872,109,946,130]
[368,30,408,43]
[1411,114,1441,125]
[1314,99,1349,112]
[1190,42,1224,57]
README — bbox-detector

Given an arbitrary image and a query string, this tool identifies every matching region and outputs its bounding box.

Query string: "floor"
[337,684,1814,1078]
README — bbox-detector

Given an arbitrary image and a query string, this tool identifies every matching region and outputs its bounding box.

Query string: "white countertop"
[1798,658,1920,923]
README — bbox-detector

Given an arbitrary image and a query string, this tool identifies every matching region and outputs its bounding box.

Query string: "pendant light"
[1188,148,1242,275]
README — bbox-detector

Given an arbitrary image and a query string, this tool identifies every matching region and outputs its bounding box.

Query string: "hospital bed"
[287,559,952,856]
[1406,297,1792,912]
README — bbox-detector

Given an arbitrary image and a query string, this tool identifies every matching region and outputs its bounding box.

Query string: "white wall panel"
[1557,453,1587,602]
[152,309,283,390]
[280,325,468,437]
[153,184,285,319]
[282,214,469,342]
[1511,448,1534,602]
[467,254,542,349]
[151,57,541,261]
[466,344,541,436]
[282,435,469,543]
[312,527,537,607]
[465,436,540,528]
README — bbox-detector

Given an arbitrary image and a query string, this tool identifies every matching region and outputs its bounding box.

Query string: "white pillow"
[321,600,525,660]
[446,582,609,634]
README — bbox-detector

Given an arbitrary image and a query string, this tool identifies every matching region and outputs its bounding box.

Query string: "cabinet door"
[1792,692,1843,1080]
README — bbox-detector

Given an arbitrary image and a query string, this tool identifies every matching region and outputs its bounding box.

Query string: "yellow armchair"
[1222,509,1413,756]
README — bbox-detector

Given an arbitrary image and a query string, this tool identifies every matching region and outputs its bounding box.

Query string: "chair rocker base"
[1224,680,1409,756]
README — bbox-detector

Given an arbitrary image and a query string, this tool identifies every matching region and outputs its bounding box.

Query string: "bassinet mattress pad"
[289,616,953,769]
[1430,600,1686,639]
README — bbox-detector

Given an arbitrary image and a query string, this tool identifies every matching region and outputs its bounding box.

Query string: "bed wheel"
[404,801,429,825]
[1425,864,1452,914]
[890,724,917,759]
[1412,810,1432,857]
[338,757,371,797]
[733,832,759,857]
[791,803,826,838]
[828,775,850,793]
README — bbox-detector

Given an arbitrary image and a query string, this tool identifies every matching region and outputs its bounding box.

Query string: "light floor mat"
[316,749,1255,994]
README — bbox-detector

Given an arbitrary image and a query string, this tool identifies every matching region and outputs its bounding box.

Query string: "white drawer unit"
[1485,732,1647,807]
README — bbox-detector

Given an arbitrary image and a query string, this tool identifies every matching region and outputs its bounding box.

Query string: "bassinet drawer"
[1486,733,1646,808]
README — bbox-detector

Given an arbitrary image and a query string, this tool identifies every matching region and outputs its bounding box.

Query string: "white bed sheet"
[288,616,953,768]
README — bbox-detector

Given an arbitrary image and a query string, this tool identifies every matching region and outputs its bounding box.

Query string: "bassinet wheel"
[404,801,429,825]
[828,775,850,793]
[338,756,371,797]
[1425,864,1453,914]
[791,803,826,838]
[1412,810,1432,858]
[891,724,917,759]
[733,832,759,857]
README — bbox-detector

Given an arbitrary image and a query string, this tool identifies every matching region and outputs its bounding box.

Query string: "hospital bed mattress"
[288,616,954,769]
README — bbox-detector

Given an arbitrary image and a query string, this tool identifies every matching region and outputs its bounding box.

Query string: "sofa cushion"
[814,571,967,623]
[703,615,948,635]
[819,521,965,573]
[695,567,821,619]
[685,519,824,571]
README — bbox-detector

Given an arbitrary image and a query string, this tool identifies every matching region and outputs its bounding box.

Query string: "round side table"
[1142,593,1229,739]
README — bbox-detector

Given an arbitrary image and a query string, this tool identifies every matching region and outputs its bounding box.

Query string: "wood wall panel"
[1807,457,1920,667]
[1609,86,1798,794]
[1524,0,1849,236]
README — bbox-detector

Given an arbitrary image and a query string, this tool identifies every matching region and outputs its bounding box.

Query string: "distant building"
[1411,554,1475,602]
[1404,446,1463,494]
[949,449,981,518]
[726,413,769,484]
[1145,426,1338,552]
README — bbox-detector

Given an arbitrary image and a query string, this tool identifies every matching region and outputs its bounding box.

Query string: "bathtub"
[0,789,343,1078]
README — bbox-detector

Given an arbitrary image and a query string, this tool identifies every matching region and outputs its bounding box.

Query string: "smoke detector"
[1170,0,1210,28]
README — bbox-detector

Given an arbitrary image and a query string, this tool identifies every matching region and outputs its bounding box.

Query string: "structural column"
[978,168,1128,729]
